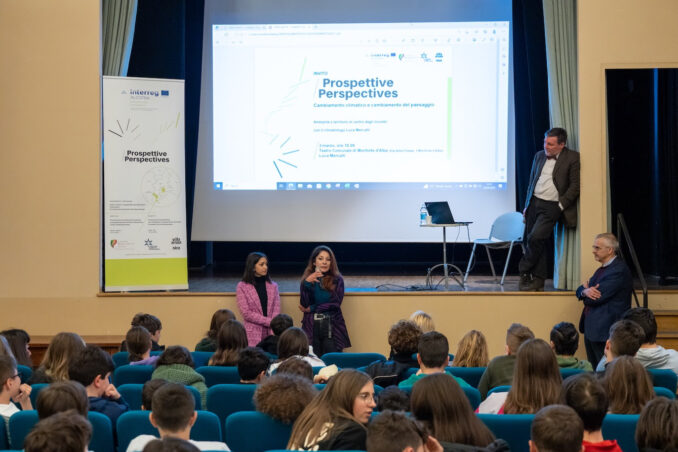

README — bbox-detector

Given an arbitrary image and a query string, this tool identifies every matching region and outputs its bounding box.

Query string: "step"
[655,310,678,332]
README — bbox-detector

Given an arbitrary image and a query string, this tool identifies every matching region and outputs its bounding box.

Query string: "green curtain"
[543,0,580,290]
[102,0,138,76]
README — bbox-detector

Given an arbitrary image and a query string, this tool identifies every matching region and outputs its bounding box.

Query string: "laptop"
[424,201,471,225]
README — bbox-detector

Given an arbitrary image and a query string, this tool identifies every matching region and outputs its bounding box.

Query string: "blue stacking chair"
[206,384,257,425]
[602,414,639,452]
[88,411,115,452]
[478,414,534,452]
[447,366,486,388]
[321,352,386,368]
[560,368,586,380]
[16,365,32,384]
[113,365,154,386]
[117,410,221,452]
[29,383,49,407]
[225,411,292,452]
[192,351,214,368]
[647,368,678,393]
[196,366,240,387]
[112,351,162,367]
[655,386,677,399]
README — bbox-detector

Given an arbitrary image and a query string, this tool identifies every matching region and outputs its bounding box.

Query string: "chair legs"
[463,242,478,283]
[501,243,515,285]
[485,246,497,281]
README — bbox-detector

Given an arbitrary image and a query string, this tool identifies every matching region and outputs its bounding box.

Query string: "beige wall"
[2,1,678,359]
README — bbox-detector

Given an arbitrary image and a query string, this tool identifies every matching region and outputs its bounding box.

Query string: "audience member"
[602,355,654,414]
[28,332,85,384]
[550,322,593,371]
[562,373,621,452]
[127,326,159,366]
[288,369,376,450]
[477,323,535,398]
[367,410,443,452]
[635,397,678,452]
[36,380,88,419]
[121,313,164,352]
[529,405,584,452]
[152,346,207,408]
[207,319,248,367]
[256,313,293,355]
[399,331,470,391]
[268,327,325,374]
[366,320,422,387]
[68,344,129,425]
[126,383,229,451]
[410,311,436,333]
[143,437,201,452]
[194,309,236,352]
[452,329,490,368]
[24,410,92,452]
[0,329,32,367]
[0,355,32,430]
[411,373,499,449]
[275,356,314,381]
[254,373,318,424]
[142,379,169,411]
[375,385,410,412]
[598,319,645,373]
[237,347,270,383]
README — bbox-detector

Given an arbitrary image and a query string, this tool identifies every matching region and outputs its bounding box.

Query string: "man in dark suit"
[576,233,632,366]
[519,127,580,291]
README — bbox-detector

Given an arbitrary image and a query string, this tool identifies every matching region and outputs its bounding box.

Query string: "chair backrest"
[8,409,38,450]
[654,386,676,399]
[196,366,241,387]
[463,386,482,410]
[0,414,7,450]
[601,414,640,452]
[118,383,202,410]
[113,351,162,368]
[29,383,49,408]
[446,367,486,388]
[489,212,525,242]
[192,351,215,368]
[17,365,32,384]
[113,365,154,386]
[560,368,586,380]
[487,385,511,397]
[88,411,115,452]
[647,368,678,393]
[477,413,534,452]
[225,411,292,452]
[320,352,386,368]
[206,384,257,424]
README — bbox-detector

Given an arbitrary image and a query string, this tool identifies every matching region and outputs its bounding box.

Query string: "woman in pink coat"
[236,252,281,346]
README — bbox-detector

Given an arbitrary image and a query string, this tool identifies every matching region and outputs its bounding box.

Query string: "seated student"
[194,308,235,352]
[36,380,88,419]
[121,313,164,352]
[529,405,584,452]
[142,379,169,411]
[237,347,270,384]
[275,356,314,381]
[635,397,678,452]
[598,307,678,375]
[127,326,160,366]
[478,339,562,414]
[254,373,318,424]
[477,323,535,399]
[143,437,201,452]
[29,332,86,384]
[152,346,208,408]
[24,410,92,452]
[256,313,293,355]
[398,331,471,391]
[596,319,645,372]
[367,410,443,452]
[287,369,376,451]
[0,355,32,430]
[365,320,422,387]
[562,373,622,452]
[126,383,229,451]
[550,322,593,371]
[602,356,654,414]
[410,311,436,333]
[376,385,410,412]
[0,329,32,368]
[68,344,129,425]
[452,330,490,368]
[207,320,248,367]
[268,327,325,374]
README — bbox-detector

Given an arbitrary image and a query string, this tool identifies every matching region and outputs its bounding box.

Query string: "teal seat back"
[225,411,292,452]
[477,413,534,452]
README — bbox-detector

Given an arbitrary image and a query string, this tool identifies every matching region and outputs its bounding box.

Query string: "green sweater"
[557,355,593,371]
[151,364,208,407]
[398,370,471,391]
[477,355,516,399]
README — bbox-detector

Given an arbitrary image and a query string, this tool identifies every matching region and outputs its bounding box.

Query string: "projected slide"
[212,22,509,190]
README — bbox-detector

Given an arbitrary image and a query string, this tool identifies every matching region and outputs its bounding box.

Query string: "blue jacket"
[577,257,632,342]
[88,396,129,427]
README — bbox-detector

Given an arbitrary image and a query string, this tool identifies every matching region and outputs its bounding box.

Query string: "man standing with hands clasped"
[519,127,580,291]
[576,233,632,367]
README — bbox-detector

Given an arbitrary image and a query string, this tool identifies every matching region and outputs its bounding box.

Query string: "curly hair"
[452,330,489,367]
[254,374,318,424]
[387,320,422,355]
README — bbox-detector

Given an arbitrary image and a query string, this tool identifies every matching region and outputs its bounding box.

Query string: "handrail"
[616,213,648,308]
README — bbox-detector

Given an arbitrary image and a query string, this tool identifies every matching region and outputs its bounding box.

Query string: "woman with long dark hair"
[299,245,350,355]
[236,252,281,347]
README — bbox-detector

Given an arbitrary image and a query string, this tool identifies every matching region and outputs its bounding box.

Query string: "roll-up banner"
[103,76,188,291]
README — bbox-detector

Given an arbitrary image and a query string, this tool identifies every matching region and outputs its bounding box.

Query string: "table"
[421,222,472,290]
